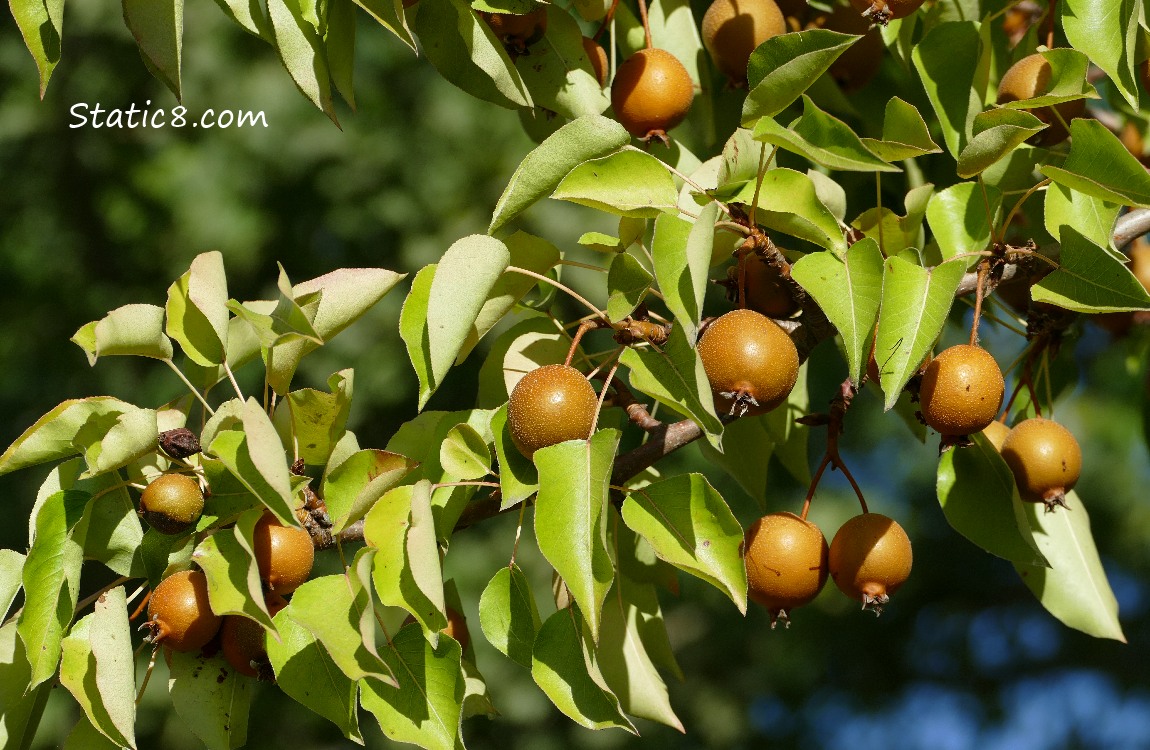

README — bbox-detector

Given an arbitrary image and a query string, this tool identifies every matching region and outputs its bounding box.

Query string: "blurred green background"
[2,3,1150,749]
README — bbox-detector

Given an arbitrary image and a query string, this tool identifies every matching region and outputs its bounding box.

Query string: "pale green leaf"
[322,449,418,533]
[1061,0,1140,109]
[1044,183,1120,250]
[439,424,492,482]
[724,168,847,255]
[71,304,173,365]
[168,649,252,750]
[606,253,653,322]
[123,0,183,99]
[515,7,610,119]
[926,181,1003,267]
[652,203,717,343]
[10,0,64,96]
[742,29,859,123]
[267,0,337,122]
[286,573,394,683]
[753,96,899,173]
[552,148,679,217]
[912,21,982,157]
[478,563,542,669]
[956,109,1047,179]
[165,252,230,367]
[1032,228,1150,313]
[860,97,942,162]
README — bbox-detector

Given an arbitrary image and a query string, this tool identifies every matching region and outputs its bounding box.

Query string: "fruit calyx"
[827,512,912,616]
[697,308,800,418]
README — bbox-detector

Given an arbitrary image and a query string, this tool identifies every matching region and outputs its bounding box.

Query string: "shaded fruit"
[220,593,287,680]
[1132,238,1150,291]
[480,9,548,50]
[507,364,598,459]
[582,35,609,86]
[146,569,222,652]
[918,344,1004,436]
[139,473,204,535]
[819,3,884,92]
[996,52,1087,146]
[981,419,1011,451]
[744,512,828,627]
[828,513,912,613]
[848,0,925,23]
[610,48,695,140]
[737,257,800,318]
[701,0,786,84]
[698,308,800,417]
[1000,417,1082,511]
[253,512,315,594]
[775,0,809,23]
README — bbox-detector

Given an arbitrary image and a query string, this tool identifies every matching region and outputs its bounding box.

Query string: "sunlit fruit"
[610,48,695,140]
[1132,238,1150,291]
[507,364,599,459]
[996,52,1087,146]
[744,512,829,627]
[145,569,221,652]
[701,0,787,84]
[1000,417,1082,511]
[253,512,315,594]
[139,473,204,535]
[848,0,925,24]
[582,35,609,86]
[980,419,1011,451]
[828,513,912,613]
[697,308,800,417]
[220,593,287,680]
[918,344,1004,436]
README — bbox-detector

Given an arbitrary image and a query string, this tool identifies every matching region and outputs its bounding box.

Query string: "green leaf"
[10,0,64,96]
[791,240,885,384]
[412,0,532,110]
[139,529,195,587]
[364,482,448,635]
[477,318,569,409]
[997,47,1098,109]
[606,253,653,322]
[0,621,51,749]
[1031,228,1150,313]
[208,398,296,525]
[439,424,491,481]
[400,265,437,408]
[295,267,406,341]
[71,304,174,365]
[926,181,1003,267]
[911,21,982,157]
[168,649,252,750]
[79,406,159,479]
[724,168,847,255]
[552,148,679,217]
[64,714,122,750]
[354,0,414,50]
[360,623,465,750]
[742,29,859,123]
[1015,490,1125,641]
[753,96,899,173]
[325,0,356,109]
[956,109,1047,179]
[578,231,627,253]
[534,429,620,640]
[515,7,610,119]
[272,369,353,468]
[211,0,267,38]
[875,257,966,410]
[62,463,145,577]
[165,252,230,367]
[852,183,934,257]
[860,97,942,162]
[531,607,636,733]
[322,449,418,533]
[490,404,539,507]
[1041,119,1150,208]
[621,473,747,612]
[479,563,542,669]
[267,0,337,122]
[1044,183,1120,250]
[123,0,183,99]
[653,203,718,344]
[619,325,723,444]
[0,550,24,622]
[696,415,774,507]
[266,608,363,742]
[193,512,277,630]
[18,489,87,688]
[1061,0,1140,109]
[936,434,1047,565]
[490,115,630,233]
[0,398,136,476]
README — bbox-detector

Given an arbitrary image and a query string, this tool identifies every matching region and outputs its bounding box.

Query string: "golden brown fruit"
[507,364,598,459]
[918,344,1004,436]
[610,48,695,140]
[253,512,315,594]
[744,512,829,627]
[146,569,222,652]
[220,593,287,680]
[480,9,548,50]
[981,419,1011,451]
[828,513,912,613]
[701,0,787,84]
[996,53,1087,146]
[1000,417,1082,511]
[698,308,800,417]
[139,473,204,535]
[738,257,800,318]
[820,3,884,92]
[582,35,609,86]
[848,0,925,24]
[1132,238,1150,291]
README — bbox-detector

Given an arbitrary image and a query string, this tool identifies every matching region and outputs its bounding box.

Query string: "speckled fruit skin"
[996,53,1086,146]
[918,344,1004,436]
[1000,417,1082,504]
[697,308,799,416]
[610,48,695,139]
[741,258,799,318]
[582,35,609,86]
[140,473,204,535]
[147,569,222,652]
[848,0,925,21]
[507,364,598,459]
[828,513,912,607]
[744,512,828,625]
[480,9,548,47]
[253,512,315,594]
[220,593,287,679]
[701,0,786,83]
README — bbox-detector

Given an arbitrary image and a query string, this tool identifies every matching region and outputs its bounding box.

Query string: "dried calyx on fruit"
[507,363,599,459]
[701,0,786,85]
[158,427,201,459]
[697,308,800,417]
[848,0,925,24]
[610,48,695,142]
[744,512,829,627]
[144,569,222,652]
[479,9,548,54]
[828,512,912,615]
[139,473,205,535]
[918,344,1005,437]
[221,592,287,680]
[253,511,315,594]
[1000,417,1082,511]
[996,52,1087,146]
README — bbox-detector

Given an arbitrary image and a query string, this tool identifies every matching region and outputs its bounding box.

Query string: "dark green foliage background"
[2,3,1150,748]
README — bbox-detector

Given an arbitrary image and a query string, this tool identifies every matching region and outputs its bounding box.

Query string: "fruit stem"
[969,260,989,346]
[566,319,605,367]
[636,0,653,49]
[801,379,869,518]
[594,0,621,43]
[747,144,778,232]
[506,266,611,323]
[223,361,245,402]
[129,588,153,621]
[1045,0,1056,49]
[136,645,159,705]
[589,355,623,435]
[431,481,501,491]
[164,359,216,416]
[509,499,529,568]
